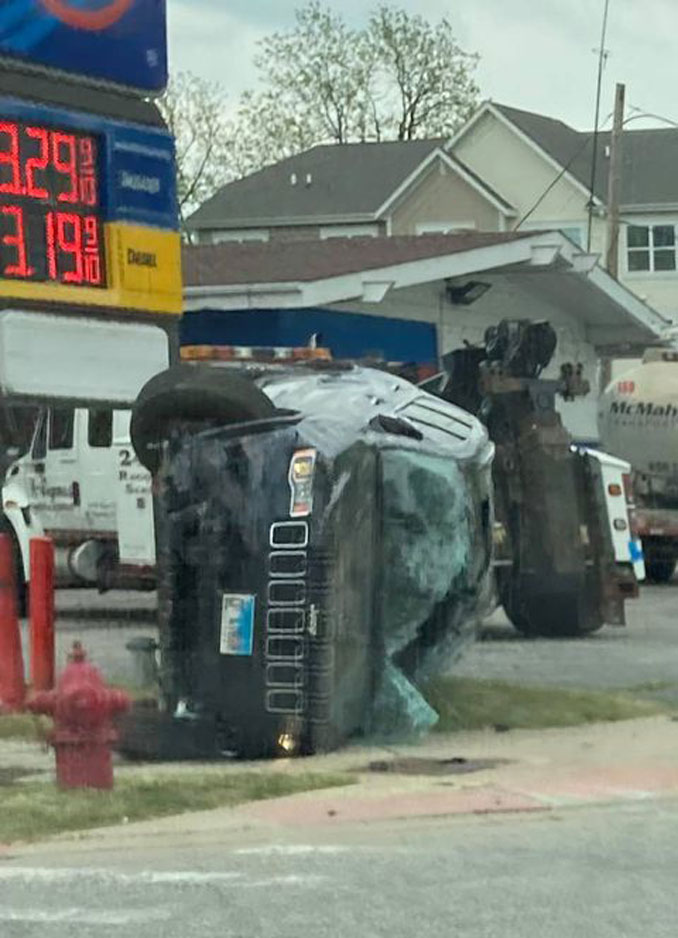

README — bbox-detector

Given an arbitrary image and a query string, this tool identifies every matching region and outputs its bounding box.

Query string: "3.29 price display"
[0,119,106,289]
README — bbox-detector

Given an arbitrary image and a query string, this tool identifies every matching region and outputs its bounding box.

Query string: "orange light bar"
[181,345,332,363]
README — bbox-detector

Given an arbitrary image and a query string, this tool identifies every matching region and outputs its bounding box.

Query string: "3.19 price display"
[0,119,106,289]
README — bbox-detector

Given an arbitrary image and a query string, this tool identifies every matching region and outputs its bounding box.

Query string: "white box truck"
[0,310,168,608]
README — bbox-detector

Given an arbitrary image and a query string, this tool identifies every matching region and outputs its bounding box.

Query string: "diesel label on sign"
[127,248,158,268]
[117,224,182,308]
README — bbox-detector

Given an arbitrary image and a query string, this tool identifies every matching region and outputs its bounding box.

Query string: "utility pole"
[587,0,612,252]
[606,83,625,278]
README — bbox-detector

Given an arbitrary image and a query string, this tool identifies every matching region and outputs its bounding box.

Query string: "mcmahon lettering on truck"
[610,401,678,419]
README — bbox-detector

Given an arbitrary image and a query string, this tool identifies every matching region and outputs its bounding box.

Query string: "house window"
[558,227,584,248]
[319,224,379,240]
[520,222,584,248]
[627,224,676,273]
[415,222,477,235]
[207,229,270,244]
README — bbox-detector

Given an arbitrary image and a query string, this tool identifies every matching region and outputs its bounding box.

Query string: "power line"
[515,117,612,231]
[625,106,678,129]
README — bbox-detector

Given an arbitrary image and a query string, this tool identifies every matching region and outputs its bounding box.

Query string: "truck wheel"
[644,558,676,584]
[500,579,602,638]
[131,364,278,473]
[0,518,27,617]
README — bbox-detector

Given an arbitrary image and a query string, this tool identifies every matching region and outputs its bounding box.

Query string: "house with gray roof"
[451,102,678,320]
[187,138,516,245]
[188,101,678,319]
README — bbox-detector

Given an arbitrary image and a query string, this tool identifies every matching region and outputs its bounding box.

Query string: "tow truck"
[0,310,168,609]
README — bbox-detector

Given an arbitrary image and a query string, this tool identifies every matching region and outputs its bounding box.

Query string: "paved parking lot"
[457,581,678,697]
[35,581,678,697]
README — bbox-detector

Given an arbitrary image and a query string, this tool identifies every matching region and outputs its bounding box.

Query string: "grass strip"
[0,714,51,741]
[0,770,351,845]
[425,676,669,733]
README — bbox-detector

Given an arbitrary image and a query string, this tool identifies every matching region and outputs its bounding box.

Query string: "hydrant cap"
[69,642,86,663]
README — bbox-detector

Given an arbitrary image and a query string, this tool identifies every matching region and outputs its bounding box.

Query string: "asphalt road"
[42,581,678,695]
[2,799,677,937]
[456,581,678,697]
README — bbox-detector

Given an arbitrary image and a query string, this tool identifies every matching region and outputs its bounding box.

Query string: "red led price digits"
[0,121,98,207]
[46,211,102,286]
[1,205,32,277]
[78,137,97,207]
[52,133,78,204]
[25,127,49,200]
[0,122,21,196]
[83,215,102,284]
[0,119,104,288]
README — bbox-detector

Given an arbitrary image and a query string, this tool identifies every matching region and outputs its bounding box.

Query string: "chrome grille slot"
[266,689,305,714]
[266,636,304,660]
[266,663,305,688]
[270,521,309,548]
[267,609,305,634]
[265,522,309,715]
[269,551,307,577]
[268,580,306,605]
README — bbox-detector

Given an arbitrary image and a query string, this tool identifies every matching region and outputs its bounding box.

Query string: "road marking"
[0,907,172,925]
[239,874,327,887]
[234,845,349,856]
[0,867,327,888]
[0,868,242,886]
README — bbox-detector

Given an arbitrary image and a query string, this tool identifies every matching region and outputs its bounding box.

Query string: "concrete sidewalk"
[4,714,678,859]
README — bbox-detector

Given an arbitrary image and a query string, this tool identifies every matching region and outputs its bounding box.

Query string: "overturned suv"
[121,359,494,759]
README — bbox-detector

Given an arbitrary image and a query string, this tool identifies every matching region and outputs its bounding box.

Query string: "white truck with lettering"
[0,309,168,609]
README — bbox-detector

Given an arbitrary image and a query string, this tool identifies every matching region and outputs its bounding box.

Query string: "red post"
[29,537,55,693]
[0,533,25,712]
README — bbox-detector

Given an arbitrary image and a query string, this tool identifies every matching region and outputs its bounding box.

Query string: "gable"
[451,108,590,224]
[388,156,505,234]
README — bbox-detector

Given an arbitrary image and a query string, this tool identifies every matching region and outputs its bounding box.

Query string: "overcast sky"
[167,0,677,132]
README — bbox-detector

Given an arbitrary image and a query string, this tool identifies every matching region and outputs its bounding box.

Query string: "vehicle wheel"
[500,577,602,638]
[0,517,27,617]
[131,364,278,473]
[644,557,676,584]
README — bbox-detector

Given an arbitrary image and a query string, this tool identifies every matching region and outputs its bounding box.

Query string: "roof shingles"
[189,139,443,229]
[183,231,537,287]
[494,103,678,207]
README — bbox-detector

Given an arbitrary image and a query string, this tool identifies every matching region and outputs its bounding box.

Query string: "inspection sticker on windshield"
[220,594,255,656]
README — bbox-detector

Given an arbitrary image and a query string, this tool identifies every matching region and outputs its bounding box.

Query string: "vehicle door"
[78,407,117,535]
[30,407,85,536]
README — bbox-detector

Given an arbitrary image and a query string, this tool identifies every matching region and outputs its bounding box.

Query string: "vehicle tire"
[500,575,603,638]
[131,364,277,473]
[644,557,676,584]
[0,516,27,617]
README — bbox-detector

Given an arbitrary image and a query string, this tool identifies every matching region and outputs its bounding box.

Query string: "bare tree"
[157,71,233,228]
[368,5,480,141]
[231,1,480,174]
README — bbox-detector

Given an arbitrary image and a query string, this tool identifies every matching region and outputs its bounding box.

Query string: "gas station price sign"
[0,118,106,288]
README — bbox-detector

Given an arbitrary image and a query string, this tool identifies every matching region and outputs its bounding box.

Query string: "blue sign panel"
[0,94,177,228]
[181,308,440,366]
[109,127,177,229]
[0,1,167,93]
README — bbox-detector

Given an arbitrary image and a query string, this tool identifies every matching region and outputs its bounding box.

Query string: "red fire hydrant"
[27,642,130,790]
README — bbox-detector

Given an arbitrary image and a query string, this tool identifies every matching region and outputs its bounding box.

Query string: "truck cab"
[0,309,169,602]
[3,405,155,594]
